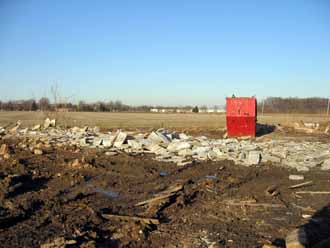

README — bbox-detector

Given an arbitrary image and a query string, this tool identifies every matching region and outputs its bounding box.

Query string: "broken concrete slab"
[167,141,192,152]
[128,139,142,150]
[113,131,127,148]
[289,175,305,181]
[0,144,8,156]
[44,118,51,128]
[247,151,262,165]
[321,159,330,171]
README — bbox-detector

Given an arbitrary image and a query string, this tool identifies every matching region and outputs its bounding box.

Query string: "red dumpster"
[226,97,257,137]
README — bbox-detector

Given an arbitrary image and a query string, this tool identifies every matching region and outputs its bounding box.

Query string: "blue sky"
[0,0,329,106]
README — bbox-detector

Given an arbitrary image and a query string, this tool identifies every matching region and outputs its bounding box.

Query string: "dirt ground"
[1,136,330,248]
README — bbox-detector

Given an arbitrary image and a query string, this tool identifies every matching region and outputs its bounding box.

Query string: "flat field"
[0,111,329,130]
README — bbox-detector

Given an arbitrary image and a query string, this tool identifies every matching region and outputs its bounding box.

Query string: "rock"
[0,127,6,135]
[289,175,305,181]
[178,148,193,157]
[70,159,81,167]
[50,119,56,127]
[167,141,191,152]
[34,149,43,155]
[179,133,189,140]
[128,139,142,150]
[105,151,118,156]
[146,144,167,155]
[285,228,308,248]
[32,124,41,131]
[147,131,170,145]
[296,166,310,172]
[0,144,8,155]
[207,150,218,161]
[262,154,281,163]
[247,151,262,165]
[44,118,51,128]
[114,132,127,148]
[102,135,117,147]
[321,159,330,170]
[93,138,103,146]
[325,126,330,134]
[9,121,21,134]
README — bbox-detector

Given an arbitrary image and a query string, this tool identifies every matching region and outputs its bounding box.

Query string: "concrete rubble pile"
[1,119,330,171]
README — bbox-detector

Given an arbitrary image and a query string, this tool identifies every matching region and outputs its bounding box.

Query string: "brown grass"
[0,111,329,131]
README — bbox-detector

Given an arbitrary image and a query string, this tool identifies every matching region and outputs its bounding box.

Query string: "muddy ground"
[1,138,330,248]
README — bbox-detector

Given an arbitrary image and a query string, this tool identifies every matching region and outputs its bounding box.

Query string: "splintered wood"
[135,184,183,207]
[101,214,159,225]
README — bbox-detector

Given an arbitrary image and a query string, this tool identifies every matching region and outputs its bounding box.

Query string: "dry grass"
[0,111,329,131]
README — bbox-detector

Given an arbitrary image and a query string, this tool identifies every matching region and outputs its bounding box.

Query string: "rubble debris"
[2,123,330,170]
[113,131,127,148]
[136,184,183,207]
[41,237,77,248]
[101,214,160,225]
[247,151,262,165]
[325,125,330,134]
[0,127,6,135]
[288,181,313,189]
[0,144,8,156]
[44,118,56,129]
[289,175,305,181]
[32,124,41,131]
[9,121,21,134]
[33,149,43,155]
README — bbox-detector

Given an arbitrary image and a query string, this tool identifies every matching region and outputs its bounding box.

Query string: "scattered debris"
[0,144,8,156]
[295,191,330,195]
[41,237,77,248]
[34,149,43,155]
[136,184,183,207]
[289,175,305,181]
[101,214,160,225]
[289,181,313,189]
[1,120,330,170]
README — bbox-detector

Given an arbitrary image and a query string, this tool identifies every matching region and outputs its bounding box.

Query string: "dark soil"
[1,138,330,247]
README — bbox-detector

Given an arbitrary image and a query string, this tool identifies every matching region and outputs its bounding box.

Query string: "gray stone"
[44,118,51,128]
[289,175,305,180]
[247,151,262,165]
[167,141,191,152]
[128,139,142,150]
[114,132,127,148]
[0,127,5,135]
[32,124,41,131]
[147,131,171,145]
[34,149,43,155]
[321,159,330,170]
[102,136,116,147]
[178,148,193,157]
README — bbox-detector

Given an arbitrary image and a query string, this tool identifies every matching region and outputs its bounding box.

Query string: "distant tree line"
[257,97,330,114]
[1,97,328,113]
[0,98,194,112]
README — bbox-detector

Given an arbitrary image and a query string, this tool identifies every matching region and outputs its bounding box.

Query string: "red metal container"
[226,97,257,137]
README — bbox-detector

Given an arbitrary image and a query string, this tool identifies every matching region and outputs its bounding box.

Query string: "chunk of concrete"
[167,142,192,152]
[34,149,43,155]
[102,136,116,147]
[113,132,127,148]
[44,118,51,128]
[32,124,41,131]
[289,175,305,181]
[178,148,193,157]
[247,151,262,165]
[147,131,171,145]
[0,144,8,156]
[0,127,5,135]
[128,139,142,150]
[321,159,330,171]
